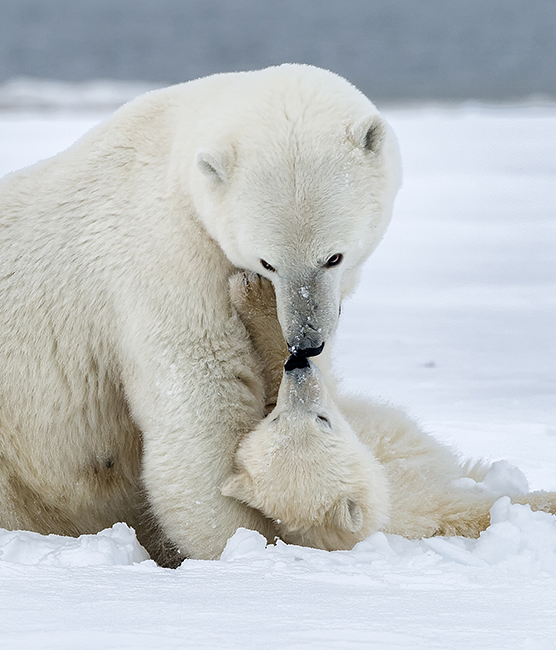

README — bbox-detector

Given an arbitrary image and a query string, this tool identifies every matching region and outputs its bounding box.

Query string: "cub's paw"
[229,271,277,319]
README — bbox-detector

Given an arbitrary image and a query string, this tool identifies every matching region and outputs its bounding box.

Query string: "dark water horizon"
[1,0,555,102]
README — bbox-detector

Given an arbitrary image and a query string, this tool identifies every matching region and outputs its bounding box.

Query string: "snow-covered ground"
[0,102,555,649]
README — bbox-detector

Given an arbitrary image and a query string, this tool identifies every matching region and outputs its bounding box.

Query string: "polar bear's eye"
[260,259,275,273]
[325,253,343,268]
[317,415,331,427]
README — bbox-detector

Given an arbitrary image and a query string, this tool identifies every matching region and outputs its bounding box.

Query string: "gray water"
[1,0,555,102]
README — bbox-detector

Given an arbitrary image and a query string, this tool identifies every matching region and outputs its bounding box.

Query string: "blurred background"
[1,0,555,109]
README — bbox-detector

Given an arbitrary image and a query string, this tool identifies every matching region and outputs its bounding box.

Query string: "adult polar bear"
[0,65,401,564]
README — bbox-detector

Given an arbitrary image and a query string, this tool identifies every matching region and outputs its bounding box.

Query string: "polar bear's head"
[191,65,401,358]
[221,355,389,550]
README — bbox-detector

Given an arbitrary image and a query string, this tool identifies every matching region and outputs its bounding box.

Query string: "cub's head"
[190,65,401,359]
[222,356,389,550]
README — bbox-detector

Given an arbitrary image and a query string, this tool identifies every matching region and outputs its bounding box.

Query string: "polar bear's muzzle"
[273,272,339,359]
[288,339,324,358]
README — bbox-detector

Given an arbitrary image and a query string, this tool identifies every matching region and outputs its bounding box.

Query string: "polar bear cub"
[222,354,389,550]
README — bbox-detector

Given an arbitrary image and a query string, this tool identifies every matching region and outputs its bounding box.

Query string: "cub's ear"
[195,148,233,183]
[221,472,256,505]
[351,115,386,154]
[332,498,364,533]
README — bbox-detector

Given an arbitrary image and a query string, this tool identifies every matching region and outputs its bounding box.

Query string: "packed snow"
[0,100,555,649]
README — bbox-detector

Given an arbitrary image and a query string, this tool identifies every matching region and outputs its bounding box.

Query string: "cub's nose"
[284,355,310,372]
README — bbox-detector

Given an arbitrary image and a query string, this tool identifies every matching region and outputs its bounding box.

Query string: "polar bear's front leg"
[121,322,276,561]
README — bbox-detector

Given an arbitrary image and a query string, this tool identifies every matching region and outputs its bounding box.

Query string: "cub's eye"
[317,415,331,427]
[260,259,276,272]
[325,253,343,268]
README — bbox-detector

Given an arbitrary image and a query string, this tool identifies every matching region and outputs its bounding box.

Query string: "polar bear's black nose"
[287,341,325,358]
[284,355,310,372]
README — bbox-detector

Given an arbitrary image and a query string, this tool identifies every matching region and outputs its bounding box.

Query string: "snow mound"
[453,460,530,497]
[221,498,556,575]
[481,460,530,496]
[220,526,268,561]
[0,523,150,567]
[473,496,556,567]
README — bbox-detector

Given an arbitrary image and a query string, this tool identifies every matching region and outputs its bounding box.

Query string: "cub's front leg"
[228,272,289,412]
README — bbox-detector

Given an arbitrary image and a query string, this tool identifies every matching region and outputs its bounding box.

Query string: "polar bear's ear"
[351,115,386,154]
[195,148,232,183]
[221,472,256,504]
[333,498,364,533]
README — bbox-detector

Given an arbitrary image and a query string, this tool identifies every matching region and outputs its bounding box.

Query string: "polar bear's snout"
[273,272,339,361]
[283,305,327,358]
[282,303,329,360]
[287,338,325,358]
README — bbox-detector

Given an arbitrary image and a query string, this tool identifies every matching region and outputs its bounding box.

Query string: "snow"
[0,524,149,567]
[0,101,555,648]
[452,460,529,498]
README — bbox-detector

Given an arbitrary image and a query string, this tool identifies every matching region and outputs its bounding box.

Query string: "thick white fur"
[0,65,401,563]
[228,273,556,547]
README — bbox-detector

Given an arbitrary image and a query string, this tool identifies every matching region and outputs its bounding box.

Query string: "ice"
[0,100,555,647]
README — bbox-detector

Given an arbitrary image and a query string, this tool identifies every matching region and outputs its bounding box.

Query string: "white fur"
[0,65,401,563]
